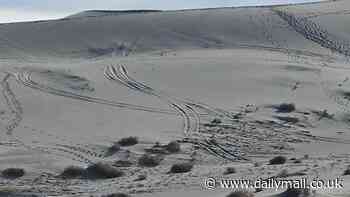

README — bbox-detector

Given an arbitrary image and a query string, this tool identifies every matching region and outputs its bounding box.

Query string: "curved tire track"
[104,65,240,161]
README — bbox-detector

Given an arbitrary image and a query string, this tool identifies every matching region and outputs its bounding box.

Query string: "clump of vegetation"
[1,168,25,179]
[105,143,121,156]
[103,193,130,197]
[343,168,350,175]
[138,154,162,167]
[224,167,237,175]
[118,136,139,146]
[280,188,311,197]
[169,162,193,174]
[85,162,124,179]
[60,166,85,179]
[211,118,222,125]
[269,156,287,165]
[275,103,296,113]
[165,141,181,153]
[226,191,254,197]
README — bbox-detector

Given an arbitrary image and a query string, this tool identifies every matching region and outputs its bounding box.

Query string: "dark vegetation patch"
[269,156,287,165]
[102,193,130,197]
[165,141,181,153]
[224,167,237,175]
[138,154,162,167]
[279,188,311,197]
[1,168,25,179]
[343,168,350,175]
[145,141,181,154]
[105,143,121,156]
[85,163,124,179]
[60,163,123,180]
[226,191,254,197]
[60,166,85,179]
[273,103,296,113]
[118,137,139,147]
[169,163,193,174]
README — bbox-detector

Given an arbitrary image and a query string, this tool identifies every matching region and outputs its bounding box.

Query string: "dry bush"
[275,103,296,113]
[103,193,130,197]
[60,166,85,179]
[226,191,254,197]
[105,143,121,156]
[85,162,123,179]
[138,154,162,167]
[279,188,311,197]
[165,141,181,153]
[118,137,138,146]
[224,167,236,175]
[1,168,25,179]
[211,118,222,125]
[343,168,350,175]
[269,156,287,165]
[169,163,193,174]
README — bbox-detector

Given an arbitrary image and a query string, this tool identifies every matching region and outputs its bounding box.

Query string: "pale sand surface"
[1,0,350,196]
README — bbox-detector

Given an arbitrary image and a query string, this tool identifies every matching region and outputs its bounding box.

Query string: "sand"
[0,0,350,196]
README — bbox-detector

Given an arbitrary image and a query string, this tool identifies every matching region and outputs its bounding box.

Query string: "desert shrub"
[169,163,193,174]
[343,168,350,175]
[269,156,287,165]
[224,167,236,175]
[60,166,85,179]
[211,118,222,125]
[106,143,121,156]
[103,193,130,197]
[85,162,123,179]
[226,191,254,197]
[118,137,138,146]
[165,141,181,153]
[138,154,162,167]
[1,168,25,179]
[275,103,296,113]
[280,188,311,197]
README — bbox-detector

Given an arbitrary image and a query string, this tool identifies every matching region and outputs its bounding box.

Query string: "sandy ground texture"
[1,0,350,196]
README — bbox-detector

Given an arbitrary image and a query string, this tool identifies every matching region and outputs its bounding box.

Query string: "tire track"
[13,70,174,115]
[0,74,23,135]
[0,72,115,164]
[104,65,240,161]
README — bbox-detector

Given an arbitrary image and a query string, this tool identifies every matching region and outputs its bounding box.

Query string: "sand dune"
[1,0,350,196]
